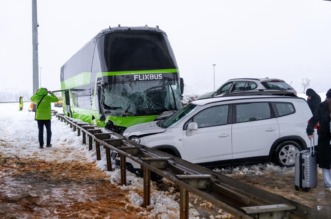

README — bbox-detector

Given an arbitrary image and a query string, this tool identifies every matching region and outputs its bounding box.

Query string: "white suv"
[123,95,312,169]
[198,78,297,99]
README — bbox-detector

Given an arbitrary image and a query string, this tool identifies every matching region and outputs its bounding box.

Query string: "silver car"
[198,77,297,99]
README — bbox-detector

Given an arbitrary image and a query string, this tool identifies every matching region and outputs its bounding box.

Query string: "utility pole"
[32,0,39,94]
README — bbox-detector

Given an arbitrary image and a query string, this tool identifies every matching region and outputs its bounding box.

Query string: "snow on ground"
[0,103,206,218]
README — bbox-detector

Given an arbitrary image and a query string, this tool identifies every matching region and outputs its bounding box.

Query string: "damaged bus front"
[60,26,183,134]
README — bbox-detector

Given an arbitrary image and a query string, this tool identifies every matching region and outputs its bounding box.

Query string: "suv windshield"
[158,104,197,128]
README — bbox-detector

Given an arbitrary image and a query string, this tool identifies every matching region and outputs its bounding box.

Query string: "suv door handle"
[265,128,276,132]
[218,133,229,138]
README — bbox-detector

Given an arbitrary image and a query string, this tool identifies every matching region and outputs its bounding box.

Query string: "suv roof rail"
[222,90,297,97]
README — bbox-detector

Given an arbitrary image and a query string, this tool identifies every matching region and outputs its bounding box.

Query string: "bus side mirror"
[180,78,184,95]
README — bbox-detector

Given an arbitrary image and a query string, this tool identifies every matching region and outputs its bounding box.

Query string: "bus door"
[97,82,106,121]
[64,90,72,117]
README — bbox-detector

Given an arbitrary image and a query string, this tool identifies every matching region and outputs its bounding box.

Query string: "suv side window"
[273,102,295,117]
[232,81,247,92]
[190,105,229,128]
[247,82,258,90]
[235,102,271,123]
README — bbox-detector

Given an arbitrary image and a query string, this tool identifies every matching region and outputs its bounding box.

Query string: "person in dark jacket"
[306,88,321,114]
[306,88,331,191]
[30,88,58,148]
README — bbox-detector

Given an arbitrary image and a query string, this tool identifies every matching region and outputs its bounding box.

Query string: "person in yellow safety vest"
[30,88,58,149]
[19,96,23,111]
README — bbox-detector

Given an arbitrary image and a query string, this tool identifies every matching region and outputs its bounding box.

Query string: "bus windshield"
[101,77,181,116]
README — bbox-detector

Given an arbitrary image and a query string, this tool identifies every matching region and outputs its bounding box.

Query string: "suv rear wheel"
[274,141,302,167]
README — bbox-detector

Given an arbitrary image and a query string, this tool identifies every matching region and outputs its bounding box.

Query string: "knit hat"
[326,89,331,98]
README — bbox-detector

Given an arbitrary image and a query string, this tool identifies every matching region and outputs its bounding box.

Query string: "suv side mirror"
[187,122,198,131]
[186,122,198,136]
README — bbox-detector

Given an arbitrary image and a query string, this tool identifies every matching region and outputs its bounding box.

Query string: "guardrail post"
[87,129,102,151]
[179,187,189,219]
[120,154,126,185]
[81,126,95,145]
[104,139,126,172]
[82,131,86,144]
[76,123,88,136]
[94,134,112,161]
[143,166,151,208]
[88,135,93,150]
[95,141,101,160]
[105,147,112,171]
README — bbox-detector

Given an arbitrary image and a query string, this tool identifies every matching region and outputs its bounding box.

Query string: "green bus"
[60,26,183,134]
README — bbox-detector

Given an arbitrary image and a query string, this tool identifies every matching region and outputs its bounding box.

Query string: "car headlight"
[129,136,141,144]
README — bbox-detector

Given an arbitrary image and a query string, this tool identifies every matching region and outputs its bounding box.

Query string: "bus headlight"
[130,136,141,144]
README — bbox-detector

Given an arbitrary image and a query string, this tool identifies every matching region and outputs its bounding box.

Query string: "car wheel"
[274,141,302,167]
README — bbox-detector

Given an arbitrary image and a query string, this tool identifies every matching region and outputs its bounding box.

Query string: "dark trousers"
[37,120,51,147]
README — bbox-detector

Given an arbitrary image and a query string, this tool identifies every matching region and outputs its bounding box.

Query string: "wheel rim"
[278,144,299,166]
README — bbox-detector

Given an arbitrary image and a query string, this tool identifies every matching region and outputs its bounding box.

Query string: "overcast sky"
[1,0,331,96]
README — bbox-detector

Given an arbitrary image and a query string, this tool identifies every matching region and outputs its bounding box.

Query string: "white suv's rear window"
[274,102,295,116]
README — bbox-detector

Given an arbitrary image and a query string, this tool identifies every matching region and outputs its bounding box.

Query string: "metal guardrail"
[56,113,323,219]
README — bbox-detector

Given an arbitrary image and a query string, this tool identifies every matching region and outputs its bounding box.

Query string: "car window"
[235,102,271,123]
[273,102,295,117]
[216,82,233,95]
[247,82,258,90]
[232,81,247,92]
[191,105,229,128]
[261,81,293,90]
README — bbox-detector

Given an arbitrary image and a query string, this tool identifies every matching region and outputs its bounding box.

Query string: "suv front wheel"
[274,141,302,167]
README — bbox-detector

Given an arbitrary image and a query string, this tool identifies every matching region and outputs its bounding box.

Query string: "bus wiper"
[108,106,122,110]
[104,110,112,114]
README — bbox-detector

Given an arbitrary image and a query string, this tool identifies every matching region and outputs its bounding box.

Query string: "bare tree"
[301,78,311,93]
